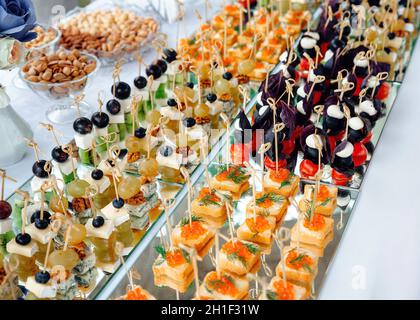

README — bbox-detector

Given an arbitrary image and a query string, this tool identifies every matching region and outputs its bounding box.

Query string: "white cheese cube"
[160,106,183,121]
[86,175,111,194]
[206,101,223,116]
[6,238,38,258]
[74,132,95,150]
[101,203,130,227]
[26,277,57,299]
[156,151,183,170]
[26,223,55,245]
[117,97,132,113]
[85,218,114,240]
[108,111,125,124]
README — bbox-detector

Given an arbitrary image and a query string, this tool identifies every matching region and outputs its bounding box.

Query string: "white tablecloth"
[319,39,420,300]
[1,1,420,299]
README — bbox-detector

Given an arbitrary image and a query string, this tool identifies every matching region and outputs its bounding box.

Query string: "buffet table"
[1,0,219,198]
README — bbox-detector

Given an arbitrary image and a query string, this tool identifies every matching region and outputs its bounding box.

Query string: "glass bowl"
[57,0,161,67]
[19,52,100,125]
[24,25,62,59]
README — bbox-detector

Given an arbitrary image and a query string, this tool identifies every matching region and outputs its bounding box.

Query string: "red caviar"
[246,216,271,233]
[273,279,295,300]
[125,287,148,300]
[206,272,238,296]
[269,168,290,183]
[181,221,207,240]
[316,185,330,202]
[222,241,253,260]
[286,250,313,271]
[166,250,186,268]
[303,213,325,231]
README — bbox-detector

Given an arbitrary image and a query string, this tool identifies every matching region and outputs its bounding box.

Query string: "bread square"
[300,184,338,216]
[275,246,319,287]
[197,271,249,300]
[237,216,276,246]
[263,276,309,300]
[217,239,261,276]
[172,217,215,259]
[263,170,300,198]
[290,215,334,248]
[245,192,289,222]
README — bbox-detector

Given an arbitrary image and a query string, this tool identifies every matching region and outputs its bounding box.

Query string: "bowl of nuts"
[19,49,100,125]
[24,25,62,59]
[58,4,160,66]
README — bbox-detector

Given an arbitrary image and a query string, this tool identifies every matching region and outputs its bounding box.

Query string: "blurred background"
[32,0,91,24]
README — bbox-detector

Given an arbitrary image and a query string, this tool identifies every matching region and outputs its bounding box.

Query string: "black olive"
[160,146,173,157]
[73,117,93,135]
[15,233,31,245]
[183,117,196,128]
[134,76,147,90]
[35,271,51,284]
[91,169,104,180]
[223,72,233,81]
[118,149,128,159]
[92,216,105,228]
[35,218,49,230]
[384,47,391,54]
[330,37,345,50]
[30,210,51,224]
[51,146,69,163]
[146,64,162,80]
[112,198,125,209]
[167,98,177,107]
[32,160,51,178]
[206,93,217,103]
[111,82,131,100]
[135,127,146,139]
[156,59,168,74]
[91,112,109,129]
[163,48,177,63]
[388,32,396,40]
[106,99,121,115]
[185,82,194,89]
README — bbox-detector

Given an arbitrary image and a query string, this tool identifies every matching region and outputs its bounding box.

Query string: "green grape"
[67,179,89,198]
[10,254,38,281]
[146,109,161,126]
[195,103,210,118]
[47,249,80,271]
[116,221,134,247]
[50,193,69,214]
[118,176,141,200]
[184,87,195,100]
[125,136,142,153]
[198,64,211,78]
[139,158,159,178]
[214,79,231,96]
[238,59,255,75]
[67,223,87,245]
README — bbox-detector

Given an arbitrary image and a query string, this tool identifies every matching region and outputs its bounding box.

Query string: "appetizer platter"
[1,0,419,301]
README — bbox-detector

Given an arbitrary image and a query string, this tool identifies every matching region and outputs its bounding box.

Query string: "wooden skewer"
[15,190,29,235]
[0,169,16,201]
[258,143,271,193]
[40,123,61,147]
[180,167,193,226]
